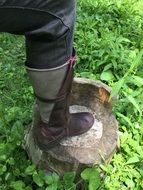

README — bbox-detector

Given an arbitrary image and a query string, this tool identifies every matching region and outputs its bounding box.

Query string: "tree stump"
[24,78,118,176]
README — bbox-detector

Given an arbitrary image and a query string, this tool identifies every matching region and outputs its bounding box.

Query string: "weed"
[0,0,143,189]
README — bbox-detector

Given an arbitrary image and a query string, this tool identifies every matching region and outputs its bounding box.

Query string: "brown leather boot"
[27,58,94,150]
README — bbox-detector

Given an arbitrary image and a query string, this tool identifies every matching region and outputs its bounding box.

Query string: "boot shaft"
[26,56,76,123]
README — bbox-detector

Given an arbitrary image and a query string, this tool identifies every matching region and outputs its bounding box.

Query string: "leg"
[0,0,94,150]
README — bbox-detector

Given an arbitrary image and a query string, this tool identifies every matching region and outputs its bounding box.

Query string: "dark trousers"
[0,0,76,69]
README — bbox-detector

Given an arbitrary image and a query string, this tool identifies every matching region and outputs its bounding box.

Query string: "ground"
[0,0,143,189]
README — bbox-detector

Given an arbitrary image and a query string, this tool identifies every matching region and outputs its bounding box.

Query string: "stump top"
[25,78,118,173]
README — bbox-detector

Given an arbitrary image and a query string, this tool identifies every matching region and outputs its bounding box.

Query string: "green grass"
[0,0,143,189]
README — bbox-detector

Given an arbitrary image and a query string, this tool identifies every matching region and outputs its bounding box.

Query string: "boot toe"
[84,113,94,128]
[81,112,94,129]
[70,112,94,136]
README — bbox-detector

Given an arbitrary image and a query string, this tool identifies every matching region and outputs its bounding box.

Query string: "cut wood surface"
[24,78,118,175]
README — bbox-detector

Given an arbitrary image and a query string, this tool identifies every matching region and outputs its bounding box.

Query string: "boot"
[26,58,94,150]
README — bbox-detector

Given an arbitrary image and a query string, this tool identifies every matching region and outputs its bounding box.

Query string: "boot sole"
[34,135,64,151]
[34,129,91,151]
[33,118,94,151]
